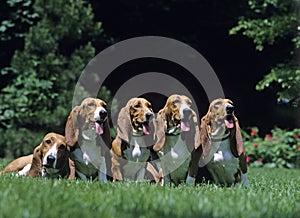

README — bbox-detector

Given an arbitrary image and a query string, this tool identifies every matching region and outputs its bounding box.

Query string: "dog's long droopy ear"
[28,145,43,177]
[192,110,201,150]
[116,106,132,144]
[101,118,112,150]
[65,106,80,147]
[199,111,211,157]
[182,110,201,152]
[153,110,166,152]
[231,117,247,173]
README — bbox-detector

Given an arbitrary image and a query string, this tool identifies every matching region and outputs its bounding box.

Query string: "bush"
[243,127,300,169]
[0,128,46,158]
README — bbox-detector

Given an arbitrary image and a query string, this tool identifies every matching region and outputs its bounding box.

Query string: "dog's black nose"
[146,112,152,120]
[99,109,107,119]
[226,104,234,114]
[183,108,192,117]
[46,154,55,167]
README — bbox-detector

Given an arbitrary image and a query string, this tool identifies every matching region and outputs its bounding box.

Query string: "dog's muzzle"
[99,109,108,120]
[226,104,234,114]
[44,154,56,168]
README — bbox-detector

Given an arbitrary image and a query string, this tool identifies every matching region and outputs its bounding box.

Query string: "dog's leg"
[98,156,107,182]
[111,151,123,181]
[186,148,201,185]
[240,173,249,187]
[76,171,87,180]
[145,162,163,185]
[17,164,32,177]
[68,158,76,180]
[136,167,146,181]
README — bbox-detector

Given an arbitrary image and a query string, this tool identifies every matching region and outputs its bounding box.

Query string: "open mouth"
[135,121,151,135]
[95,121,104,135]
[180,120,190,132]
[90,120,105,135]
[224,114,234,129]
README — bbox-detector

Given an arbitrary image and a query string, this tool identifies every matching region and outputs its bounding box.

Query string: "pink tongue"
[95,122,104,135]
[225,120,234,129]
[181,122,190,132]
[142,124,150,135]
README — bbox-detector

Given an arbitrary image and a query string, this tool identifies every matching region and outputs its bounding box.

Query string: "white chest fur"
[123,136,150,162]
[72,129,106,180]
[122,136,150,181]
[206,138,240,185]
[159,135,191,184]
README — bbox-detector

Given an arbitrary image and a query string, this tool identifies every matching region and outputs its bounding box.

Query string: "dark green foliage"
[0,0,106,157]
[230,0,300,106]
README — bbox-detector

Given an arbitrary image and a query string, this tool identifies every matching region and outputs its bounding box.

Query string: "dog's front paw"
[186,175,195,186]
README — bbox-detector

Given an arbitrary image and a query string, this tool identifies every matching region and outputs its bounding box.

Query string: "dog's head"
[29,133,69,177]
[65,97,111,148]
[153,94,200,152]
[117,98,154,143]
[205,98,235,135]
[200,98,246,172]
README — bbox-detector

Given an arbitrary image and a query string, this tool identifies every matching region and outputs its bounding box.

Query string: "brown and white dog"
[65,97,111,181]
[0,133,70,178]
[111,97,161,182]
[197,98,249,187]
[153,94,201,185]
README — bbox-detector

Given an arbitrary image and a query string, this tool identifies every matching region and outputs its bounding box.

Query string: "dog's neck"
[124,135,150,162]
[166,125,181,136]
[82,128,97,141]
[210,126,230,141]
[200,127,231,166]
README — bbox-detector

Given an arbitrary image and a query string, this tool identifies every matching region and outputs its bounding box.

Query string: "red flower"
[246,156,251,163]
[257,158,263,163]
[294,134,299,140]
[253,143,259,148]
[297,145,300,151]
[265,134,272,140]
[251,129,257,136]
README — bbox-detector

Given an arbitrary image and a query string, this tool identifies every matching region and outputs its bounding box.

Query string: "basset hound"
[197,98,249,187]
[152,94,201,185]
[65,97,112,181]
[0,133,70,178]
[111,97,162,183]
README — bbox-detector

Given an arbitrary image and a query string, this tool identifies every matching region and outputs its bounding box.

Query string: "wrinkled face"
[129,98,153,135]
[208,98,235,132]
[164,94,193,132]
[42,133,68,171]
[80,98,108,135]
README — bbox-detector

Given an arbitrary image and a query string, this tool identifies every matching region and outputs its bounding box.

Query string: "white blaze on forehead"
[42,143,58,167]
[94,106,107,120]
[146,107,152,114]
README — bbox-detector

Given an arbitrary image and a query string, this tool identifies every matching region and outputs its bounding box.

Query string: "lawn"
[0,158,299,218]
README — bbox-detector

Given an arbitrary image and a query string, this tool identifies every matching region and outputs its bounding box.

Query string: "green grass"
[0,158,299,218]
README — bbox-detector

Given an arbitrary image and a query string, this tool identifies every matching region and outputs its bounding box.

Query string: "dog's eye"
[172,99,180,105]
[45,140,51,145]
[134,103,140,108]
[88,102,95,107]
[58,144,65,150]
